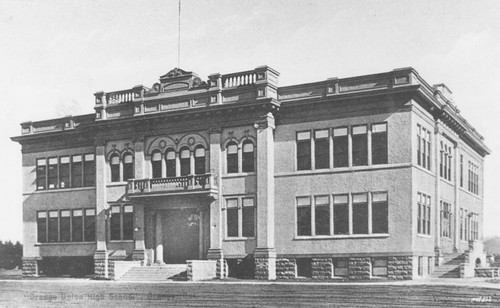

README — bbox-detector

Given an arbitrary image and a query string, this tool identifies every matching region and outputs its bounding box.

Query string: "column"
[207,127,224,278]
[453,144,460,251]
[254,112,276,280]
[155,213,164,264]
[94,141,108,278]
[132,204,146,261]
[175,152,181,177]
[434,123,442,261]
[161,154,167,178]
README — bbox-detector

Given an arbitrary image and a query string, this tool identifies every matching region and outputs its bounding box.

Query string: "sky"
[1,0,499,242]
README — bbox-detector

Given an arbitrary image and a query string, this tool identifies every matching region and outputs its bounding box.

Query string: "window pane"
[59,157,70,188]
[110,155,120,182]
[315,205,330,235]
[242,142,254,172]
[242,198,254,207]
[352,126,368,166]
[372,200,388,234]
[72,210,83,242]
[123,207,134,240]
[353,194,368,234]
[36,160,47,190]
[60,210,71,242]
[333,132,348,168]
[195,156,205,174]
[123,154,134,181]
[297,206,311,236]
[37,212,47,243]
[372,123,388,165]
[48,211,58,242]
[297,139,311,170]
[227,199,238,208]
[334,203,348,235]
[297,131,311,140]
[315,129,328,139]
[110,206,121,241]
[152,160,162,178]
[242,207,255,237]
[315,137,329,169]
[47,158,58,189]
[227,153,238,173]
[227,144,238,154]
[83,155,95,186]
[71,155,83,187]
[84,209,96,242]
[180,152,190,175]
[227,208,238,237]
[166,151,176,177]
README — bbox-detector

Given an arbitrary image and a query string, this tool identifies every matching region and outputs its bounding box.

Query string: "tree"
[0,240,23,270]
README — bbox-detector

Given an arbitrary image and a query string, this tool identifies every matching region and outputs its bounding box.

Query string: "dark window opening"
[151,151,162,178]
[242,141,255,172]
[123,153,134,181]
[194,146,206,175]
[297,132,311,171]
[297,197,311,236]
[227,143,238,173]
[59,157,70,189]
[333,195,348,235]
[315,130,329,169]
[372,193,388,234]
[37,212,47,243]
[110,154,120,182]
[352,194,368,234]
[372,123,388,165]
[166,149,176,177]
[296,258,312,278]
[315,196,330,235]
[352,126,368,166]
[333,128,348,168]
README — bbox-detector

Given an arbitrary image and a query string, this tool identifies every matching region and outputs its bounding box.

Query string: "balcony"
[126,174,217,197]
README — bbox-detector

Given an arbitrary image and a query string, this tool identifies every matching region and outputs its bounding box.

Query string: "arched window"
[227,142,238,173]
[242,141,255,172]
[151,150,162,178]
[180,147,191,176]
[123,152,134,181]
[165,149,176,177]
[110,154,120,182]
[194,146,206,175]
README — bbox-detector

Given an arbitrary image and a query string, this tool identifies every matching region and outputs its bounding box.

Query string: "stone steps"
[430,253,464,278]
[119,264,187,281]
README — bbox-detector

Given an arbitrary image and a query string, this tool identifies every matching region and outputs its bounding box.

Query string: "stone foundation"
[22,258,39,277]
[387,256,413,280]
[348,258,372,280]
[207,249,225,279]
[475,267,500,278]
[276,258,296,279]
[93,251,109,279]
[312,258,333,280]
[255,257,276,280]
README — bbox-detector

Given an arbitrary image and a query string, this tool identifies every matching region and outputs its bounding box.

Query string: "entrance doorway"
[163,208,200,264]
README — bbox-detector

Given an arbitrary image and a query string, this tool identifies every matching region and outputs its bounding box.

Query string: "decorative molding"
[253,112,275,130]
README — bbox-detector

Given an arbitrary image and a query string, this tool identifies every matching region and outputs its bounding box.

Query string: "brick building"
[11,66,490,280]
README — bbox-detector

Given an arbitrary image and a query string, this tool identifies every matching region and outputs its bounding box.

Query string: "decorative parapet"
[19,114,94,135]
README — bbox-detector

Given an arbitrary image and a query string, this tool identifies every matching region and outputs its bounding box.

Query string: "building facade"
[12,66,490,280]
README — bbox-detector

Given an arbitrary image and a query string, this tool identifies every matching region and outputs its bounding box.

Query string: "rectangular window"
[110,155,120,182]
[37,211,47,243]
[297,131,311,170]
[333,127,348,168]
[242,142,255,173]
[60,210,71,242]
[352,193,368,234]
[417,125,432,171]
[440,201,452,238]
[195,147,206,174]
[226,199,239,237]
[371,123,388,165]
[166,151,176,177]
[333,194,348,235]
[71,155,83,187]
[122,205,134,240]
[372,258,388,277]
[84,209,96,242]
[314,195,330,235]
[468,161,479,195]
[151,152,162,178]
[242,198,255,237]
[417,192,431,235]
[372,192,388,234]
[334,259,348,277]
[47,157,58,189]
[314,130,329,169]
[226,143,239,173]
[72,209,83,242]
[59,156,70,189]
[83,154,95,187]
[48,210,59,242]
[352,125,368,166]
[460,208,464,240]
[110,206,121,241]
[297,196,311,236]
[36,158,47,190]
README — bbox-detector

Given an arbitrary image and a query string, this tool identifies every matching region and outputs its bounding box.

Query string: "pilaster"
[434,122,441,251]
[155,213,164,264]
[134,137,145,179]
[208,128,223,252]
[94,142,108,278]
[132,203,146,261]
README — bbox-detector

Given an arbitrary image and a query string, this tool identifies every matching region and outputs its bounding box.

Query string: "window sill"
[224,237,255,241]
[414,165,434,176]
[106,182,128,187]
[109,240,134,243]
[294,234,389,240]
[417,234,432,239]
[222,172,256,178]
[458,187,482,199]
[24,186,95,195]
[440,178,454,186]
[276,163,411,178]
[35,242,95,246]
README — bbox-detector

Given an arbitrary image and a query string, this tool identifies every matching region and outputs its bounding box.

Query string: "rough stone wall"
[255,257,276,280]
[22,259,38,277]
[107,260,115,280]
[387,256,413,280]
[475,268,500,278]
[187,261,193,281]
[94,256,108,279]
[348,258,371,280]
[276,258,296,279]
[312,258,333,280]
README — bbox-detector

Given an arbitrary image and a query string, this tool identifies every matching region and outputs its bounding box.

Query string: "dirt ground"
[0,277,500,307]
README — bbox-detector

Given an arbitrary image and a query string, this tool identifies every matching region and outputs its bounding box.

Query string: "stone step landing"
[119,264,187,281]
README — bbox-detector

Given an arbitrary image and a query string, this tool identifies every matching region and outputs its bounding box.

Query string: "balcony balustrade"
[127,174,215,196]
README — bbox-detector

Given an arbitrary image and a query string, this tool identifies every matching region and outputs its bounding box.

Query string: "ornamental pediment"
[145,68,207,97]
